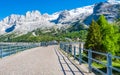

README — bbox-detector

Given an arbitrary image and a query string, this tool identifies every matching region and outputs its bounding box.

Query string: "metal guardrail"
[0,43,41,58]
[60,42,120,75]
[0,41,58,58]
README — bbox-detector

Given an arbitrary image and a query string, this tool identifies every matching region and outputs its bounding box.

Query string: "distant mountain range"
[0,1,120,35]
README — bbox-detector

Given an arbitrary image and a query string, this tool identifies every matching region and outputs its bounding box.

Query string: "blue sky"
[0,0,106,20]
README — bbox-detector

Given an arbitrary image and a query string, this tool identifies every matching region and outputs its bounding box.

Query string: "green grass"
[92,60,120,75]
[75,54,120,75]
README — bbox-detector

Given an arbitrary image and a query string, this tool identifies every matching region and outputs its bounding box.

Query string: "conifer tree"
[85,20,101,50]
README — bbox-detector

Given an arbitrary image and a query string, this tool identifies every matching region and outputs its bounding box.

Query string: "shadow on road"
[54,47,84,75]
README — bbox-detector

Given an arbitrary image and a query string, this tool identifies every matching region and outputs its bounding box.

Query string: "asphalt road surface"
[0,45,90,75]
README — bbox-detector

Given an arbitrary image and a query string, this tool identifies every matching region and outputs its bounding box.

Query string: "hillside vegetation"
[85,15,120,56]
[0,24,88,42]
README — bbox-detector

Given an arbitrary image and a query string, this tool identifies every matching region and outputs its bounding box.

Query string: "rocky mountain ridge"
[0,5,94,35]
[0,1,120,35]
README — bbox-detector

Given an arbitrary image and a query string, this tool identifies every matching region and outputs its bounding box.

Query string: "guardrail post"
[70,44,72,55]
[65,45,67,52]
[64,44,66,51]
[79,47,82,65]
[63,44,65,51]
[60,43,62,49]
[17,45,18,53]
[88,49,92,72]
[62,44,64,50]
[74,46,76,60]
[9,46,11,55]
[61,43,63,50]
[61,43,62,49]
[66,45,68,53]
[68,45,70,53]
[0,48,2,58]
[107,53,112,75]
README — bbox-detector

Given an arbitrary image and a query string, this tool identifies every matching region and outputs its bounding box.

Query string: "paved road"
[0,45,85,75]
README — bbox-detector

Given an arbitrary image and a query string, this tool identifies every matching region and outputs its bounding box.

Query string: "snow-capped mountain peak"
[107,0,120,4]
[25,10,41,18]
[1,2,120,35]
[51,5,94,24]
[0,5,94,35]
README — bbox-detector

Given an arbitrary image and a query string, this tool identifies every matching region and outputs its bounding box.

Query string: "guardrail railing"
[0,41,58,58]
[0,43,41,58]
[60,42,120,75]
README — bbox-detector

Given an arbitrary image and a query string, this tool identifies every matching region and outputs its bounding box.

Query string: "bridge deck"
[0,45,92,75]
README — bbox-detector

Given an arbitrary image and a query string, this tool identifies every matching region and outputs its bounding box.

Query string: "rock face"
[84,2,120,25]
[52,5,93,24]
[0,6,93,35]
[0,1,120,35]
[0,10,57,35]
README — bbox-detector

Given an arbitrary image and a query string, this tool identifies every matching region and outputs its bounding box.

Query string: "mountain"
[84,2,120,24]
[0,5,94,35]
[51,5,93,24]
[0,11,58,35]
[0,1,120,36]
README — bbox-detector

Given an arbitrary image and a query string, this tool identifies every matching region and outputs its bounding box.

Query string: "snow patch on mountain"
[84,2,120,24]
[51,5,94,24]
[1,1,120,35]
[0,5,94,35]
